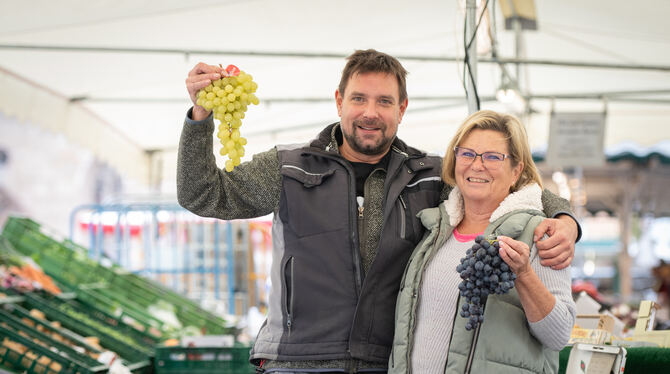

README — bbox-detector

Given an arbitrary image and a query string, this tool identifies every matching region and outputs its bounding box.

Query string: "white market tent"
[1,0,669,209]
[1,0,670,304]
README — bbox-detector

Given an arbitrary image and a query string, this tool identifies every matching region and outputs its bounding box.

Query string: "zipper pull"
[287,315,292,335]
[357,196,365,218]
[399,195,407,209]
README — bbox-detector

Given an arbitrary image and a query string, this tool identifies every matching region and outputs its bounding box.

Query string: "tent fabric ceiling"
[1,0,669,170]
[0,67,150,181]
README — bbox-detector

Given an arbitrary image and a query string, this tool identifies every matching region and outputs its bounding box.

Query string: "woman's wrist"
[515,267,535,284]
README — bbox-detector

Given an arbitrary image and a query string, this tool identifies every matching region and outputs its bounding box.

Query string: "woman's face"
[454,129,523,209]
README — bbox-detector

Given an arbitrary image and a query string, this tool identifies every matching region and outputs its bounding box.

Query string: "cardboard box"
[569,327,612,345]
[565,344,626,374]
[630,330,670,348]
[575,291,601,315]
[576,314,615,333]
[634,300,659,333]
[631,301,670,347]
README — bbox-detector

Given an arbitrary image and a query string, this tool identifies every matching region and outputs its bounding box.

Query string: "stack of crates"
[2,217,233,338]
[1,216,257,374]
[0,291,152,373]
[154,344,254,374]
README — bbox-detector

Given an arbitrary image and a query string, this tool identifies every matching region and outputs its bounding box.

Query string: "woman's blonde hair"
[442,110,543,192]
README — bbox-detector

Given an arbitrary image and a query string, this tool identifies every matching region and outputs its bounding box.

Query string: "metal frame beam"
[2,43,670,72]
[71,89,670,105]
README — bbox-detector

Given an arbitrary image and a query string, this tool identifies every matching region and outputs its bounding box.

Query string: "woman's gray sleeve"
[527,243,576,350]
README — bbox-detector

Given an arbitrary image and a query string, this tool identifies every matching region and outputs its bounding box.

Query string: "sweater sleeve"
[440,182,452,201]
[176,108,282,219]
[541,189,582,241]
[526,243,576,350]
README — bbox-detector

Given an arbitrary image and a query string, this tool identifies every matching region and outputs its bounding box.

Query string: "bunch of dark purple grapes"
[456,235,517,330]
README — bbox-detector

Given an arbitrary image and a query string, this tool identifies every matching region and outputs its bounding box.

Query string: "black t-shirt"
[348,151,391,196]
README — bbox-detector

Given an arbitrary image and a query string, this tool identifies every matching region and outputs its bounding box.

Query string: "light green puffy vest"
[445,209,557,374]
[390,203,556,374]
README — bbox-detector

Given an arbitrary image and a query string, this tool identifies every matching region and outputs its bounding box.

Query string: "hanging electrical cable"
[462,0,490,111]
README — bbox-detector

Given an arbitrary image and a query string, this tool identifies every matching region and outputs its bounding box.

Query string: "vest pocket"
[281,165,335,188]
[283,256,295,336]
[280,164,346,238]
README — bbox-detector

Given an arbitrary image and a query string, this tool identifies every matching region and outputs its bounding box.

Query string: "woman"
[389,110,576,373]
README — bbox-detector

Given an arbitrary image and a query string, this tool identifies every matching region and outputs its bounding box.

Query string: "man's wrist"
[186,107,213,125]
[553,212,582,243]
[191,105,211,121]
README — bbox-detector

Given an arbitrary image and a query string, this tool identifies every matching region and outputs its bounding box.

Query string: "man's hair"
[442,110,543,192]
[338,49,408,102]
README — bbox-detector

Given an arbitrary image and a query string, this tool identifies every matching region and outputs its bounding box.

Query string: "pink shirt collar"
[452,227,484,243]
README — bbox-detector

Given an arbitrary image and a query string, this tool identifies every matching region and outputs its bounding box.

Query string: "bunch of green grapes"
[196,66,259,172]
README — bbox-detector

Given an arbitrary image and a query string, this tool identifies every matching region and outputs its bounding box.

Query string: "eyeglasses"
[454,147,510,167]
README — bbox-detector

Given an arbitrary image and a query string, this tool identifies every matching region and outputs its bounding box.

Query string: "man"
[178,49,579,373]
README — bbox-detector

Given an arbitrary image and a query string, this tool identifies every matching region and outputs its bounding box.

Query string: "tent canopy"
[1,0,669,183]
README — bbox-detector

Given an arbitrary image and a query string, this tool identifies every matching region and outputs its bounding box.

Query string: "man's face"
[335,72,408,163]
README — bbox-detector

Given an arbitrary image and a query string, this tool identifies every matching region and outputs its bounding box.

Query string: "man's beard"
[342,118,395,156]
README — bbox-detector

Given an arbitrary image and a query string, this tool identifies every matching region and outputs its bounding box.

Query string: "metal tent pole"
[465,0,479,114]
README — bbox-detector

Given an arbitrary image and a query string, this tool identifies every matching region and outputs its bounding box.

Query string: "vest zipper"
[284,256,295,336]
[442,295,462,373]
[350,168,363,297]
[299,148,363,297]
[357,196,364,218]
[464,303,485,374]
[398,195,407,239]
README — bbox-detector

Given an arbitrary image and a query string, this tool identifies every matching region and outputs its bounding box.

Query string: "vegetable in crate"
[456,235,517,331]
[58,304,145,351]
[7,263,61,294]
[195,64,259,172]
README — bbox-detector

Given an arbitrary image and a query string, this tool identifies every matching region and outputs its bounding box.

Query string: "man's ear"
[398,98,408,123]
[335,89,343,117]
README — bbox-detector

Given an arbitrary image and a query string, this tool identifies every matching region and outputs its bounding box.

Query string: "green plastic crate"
[24,252,98,289]
[0,236,24,268]
[0,309,102,369]
[0,317,107,374]
[68,283,167,333]
[2,218,70,260]
[18,292,152,363]
[0,303,153,374]
[77,284,168,331]
[107,272,231,335]
[154,345,254,374]
[54,293,160,346]
[3,216,231,336]
[0,300,104,358]
[1,290,154,373]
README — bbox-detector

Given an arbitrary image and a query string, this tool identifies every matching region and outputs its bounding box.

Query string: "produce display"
[195,64,259,172]
[0,216,250,373]
[57,303,146,351]
[0,295,108,373]
[4,264,61,294]
[2,217,232,337]
[0,236,61,294]
[456,235,517,331]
